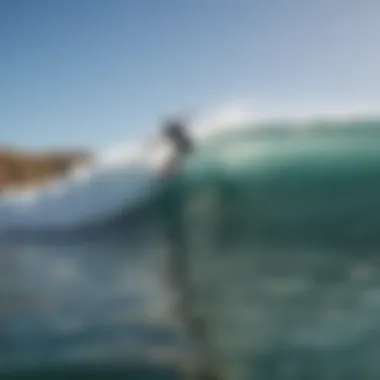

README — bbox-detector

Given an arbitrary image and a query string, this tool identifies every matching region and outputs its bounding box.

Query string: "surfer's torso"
[160,120,194,179]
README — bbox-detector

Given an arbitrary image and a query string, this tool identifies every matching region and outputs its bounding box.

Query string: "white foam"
[192,102,256,141]
[191,101,380,139]
[0,137,176,233]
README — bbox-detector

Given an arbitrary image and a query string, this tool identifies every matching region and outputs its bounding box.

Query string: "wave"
[175,114,380,380]
[1,108,380,238]
[2,110,380,378]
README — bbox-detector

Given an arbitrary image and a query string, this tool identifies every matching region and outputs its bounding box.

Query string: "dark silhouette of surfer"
[163,119,194,155]
[162,119,218,379]
[161,119,194,179]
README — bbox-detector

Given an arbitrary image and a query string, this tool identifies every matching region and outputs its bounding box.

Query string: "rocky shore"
[0,148,91,192]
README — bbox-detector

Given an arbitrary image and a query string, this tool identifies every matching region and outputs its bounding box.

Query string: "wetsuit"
[161,120,194,178]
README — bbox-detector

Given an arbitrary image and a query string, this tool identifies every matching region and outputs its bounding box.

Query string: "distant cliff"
[0,148,91,192]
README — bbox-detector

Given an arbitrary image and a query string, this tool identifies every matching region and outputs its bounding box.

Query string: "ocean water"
[2,118,380,379]
[0,218,184,379]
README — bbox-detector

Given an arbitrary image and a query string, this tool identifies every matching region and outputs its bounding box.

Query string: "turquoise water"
[2,119,380,379]
[180,120,380,379]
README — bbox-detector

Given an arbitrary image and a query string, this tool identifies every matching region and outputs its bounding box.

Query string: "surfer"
[161,120,218,379]
[163,119,194,155]
[160,119,194,179]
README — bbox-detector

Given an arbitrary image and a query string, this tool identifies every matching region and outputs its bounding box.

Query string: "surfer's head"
[163,120,186,140]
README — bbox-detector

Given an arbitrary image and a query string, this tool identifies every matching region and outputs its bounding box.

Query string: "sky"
[1,0,380,149]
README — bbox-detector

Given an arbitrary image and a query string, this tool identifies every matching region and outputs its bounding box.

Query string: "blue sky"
[1,0,380,149]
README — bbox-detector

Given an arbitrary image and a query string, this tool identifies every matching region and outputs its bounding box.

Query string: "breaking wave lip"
[193,107,380,139]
